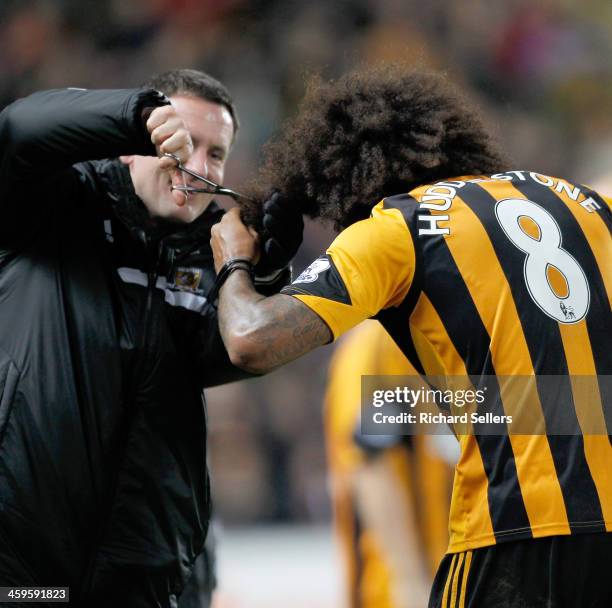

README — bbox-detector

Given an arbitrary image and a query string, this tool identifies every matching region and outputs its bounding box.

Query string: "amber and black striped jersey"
[282,171,612,553]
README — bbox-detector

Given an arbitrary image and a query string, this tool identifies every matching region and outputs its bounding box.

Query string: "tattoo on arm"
[218,270,332,372]
[249,294,331,365]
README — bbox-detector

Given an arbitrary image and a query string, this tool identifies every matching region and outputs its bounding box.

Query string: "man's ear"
[119,155,133,166]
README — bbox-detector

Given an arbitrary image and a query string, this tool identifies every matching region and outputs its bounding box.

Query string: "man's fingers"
[146,104,193,166]
[170,189,187,207]
[159,130,193,159]
[255,191,304,273]
[262,191,281,210]
[263,194,304,232]
[220,207,258,236]
[263,212,302,243]
[263,238,288,264]
[263,201,294,224]
[158,154,182,171]
[263,194,295,219]
[211,207,260,269]
[146,105,176,133]
[262,213,284,234]
[223,206,242,221]
[158,155,178,171]
[169,170,187,207]
[149,118,183,147]
[153,124,191,151]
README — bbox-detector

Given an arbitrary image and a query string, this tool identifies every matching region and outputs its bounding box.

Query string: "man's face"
[126,95,234,223]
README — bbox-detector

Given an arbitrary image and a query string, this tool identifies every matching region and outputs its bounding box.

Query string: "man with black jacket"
[0,69,299,607]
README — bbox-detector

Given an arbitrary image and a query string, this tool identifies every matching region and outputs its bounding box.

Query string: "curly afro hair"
[242,65,509,231]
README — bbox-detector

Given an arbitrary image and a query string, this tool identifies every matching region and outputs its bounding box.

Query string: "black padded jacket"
[0,88,276,607]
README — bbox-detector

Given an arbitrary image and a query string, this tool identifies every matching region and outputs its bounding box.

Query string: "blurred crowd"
[1,0,611,524]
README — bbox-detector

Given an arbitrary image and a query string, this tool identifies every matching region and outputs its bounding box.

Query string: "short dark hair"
[246,65,508,231]
[143,68,239,137]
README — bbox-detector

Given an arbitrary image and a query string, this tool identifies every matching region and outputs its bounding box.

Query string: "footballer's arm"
[211,207,331,373]
[218,272,331,374]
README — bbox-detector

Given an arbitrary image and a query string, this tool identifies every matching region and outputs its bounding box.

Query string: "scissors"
[163,153,254,202]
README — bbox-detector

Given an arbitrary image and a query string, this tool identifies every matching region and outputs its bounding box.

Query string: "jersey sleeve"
[281,202,416,339]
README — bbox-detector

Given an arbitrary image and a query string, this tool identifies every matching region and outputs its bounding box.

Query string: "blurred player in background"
[326,320,455,608]
[211,66,612,607]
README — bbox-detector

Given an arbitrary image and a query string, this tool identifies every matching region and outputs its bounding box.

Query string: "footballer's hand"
[257,191,304,274]
[211,207,261,273]
[146,104,194,170]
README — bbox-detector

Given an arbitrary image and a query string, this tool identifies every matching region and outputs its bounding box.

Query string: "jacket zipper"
[142,239,165,347]
[80,236,167,598]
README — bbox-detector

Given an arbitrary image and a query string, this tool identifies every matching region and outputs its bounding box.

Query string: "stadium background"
[1,1,611,605]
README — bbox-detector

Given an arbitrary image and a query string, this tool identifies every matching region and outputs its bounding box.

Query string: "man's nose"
[184,151,208,180]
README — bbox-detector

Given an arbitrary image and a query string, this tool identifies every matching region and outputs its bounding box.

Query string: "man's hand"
[257,191,304,274]
[211,207,261,273]
[146,104,194,170]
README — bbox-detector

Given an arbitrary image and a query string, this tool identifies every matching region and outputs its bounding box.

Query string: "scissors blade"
[171,185,216,194]
[163,153,254,202]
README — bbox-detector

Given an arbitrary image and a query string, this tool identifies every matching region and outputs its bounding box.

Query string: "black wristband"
[208,258,254,302]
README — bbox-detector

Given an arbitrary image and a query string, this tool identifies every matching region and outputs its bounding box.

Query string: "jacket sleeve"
[195,304,258,388]
[198,267,293,388]
[0,88,169,241]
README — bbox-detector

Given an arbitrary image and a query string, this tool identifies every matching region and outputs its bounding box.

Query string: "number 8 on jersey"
[495,198,590,324]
